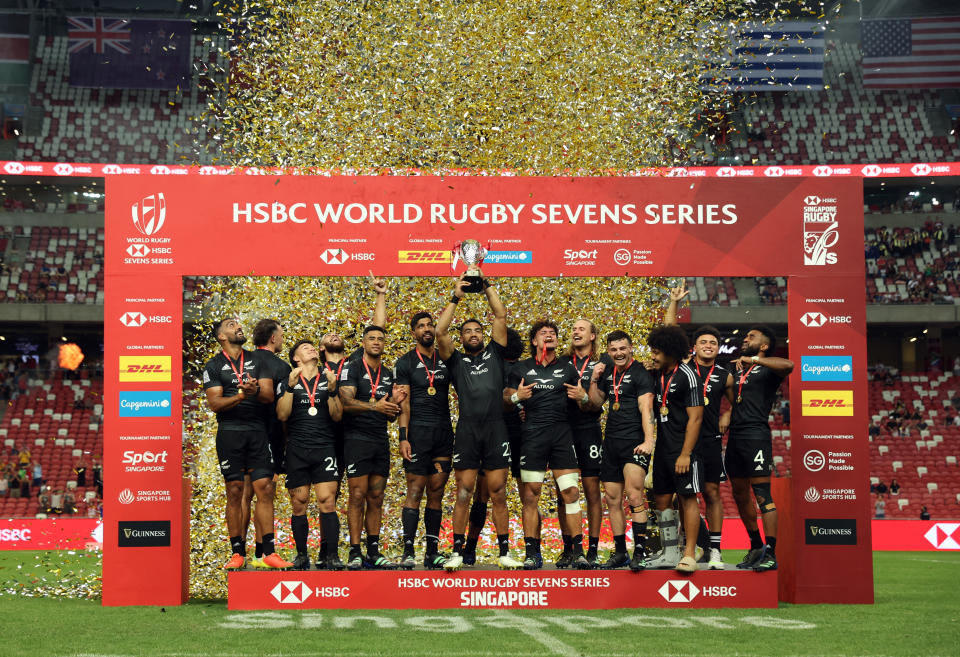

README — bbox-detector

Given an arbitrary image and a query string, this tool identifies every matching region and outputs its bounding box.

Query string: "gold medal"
[427,386,436,396]
[612,402,620,411]
[660,406,669,417]
[737,395,742,403]
[307,406,318,416]
[704,397,709,406]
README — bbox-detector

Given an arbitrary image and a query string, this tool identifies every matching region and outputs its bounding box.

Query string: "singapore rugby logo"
[131,193,166,236]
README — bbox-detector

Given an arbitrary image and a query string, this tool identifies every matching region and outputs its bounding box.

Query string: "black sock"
[424,507,442,555]
[613,534,627,554]
[710,531,722,551]
[561,534,572,552]
[349,543,362,558]
[453,533,465,554]
[765,536,777,555]
[366,534,380,556]
[254,541,264,558]
[319,539,328,560]
[468,500,488,534]
[320,512,339,556]
[497,533,510,557]
[261,532,275,556]
[571,534,584,555]
[402,507,419,555]
[524,537,540,557]
[632,522,647,554]
[464,536,479,553]
[747,529,763,550]
[230,535,245,556]
[697,517,710,550]
[291,514,308,555]
[588,536,599,552]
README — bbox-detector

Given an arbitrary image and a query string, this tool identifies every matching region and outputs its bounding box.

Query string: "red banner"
[0,518,102,550]
[871,520,960,551]
[228,569,777,610]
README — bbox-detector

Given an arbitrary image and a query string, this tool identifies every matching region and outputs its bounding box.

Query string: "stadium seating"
[0,225,104,303]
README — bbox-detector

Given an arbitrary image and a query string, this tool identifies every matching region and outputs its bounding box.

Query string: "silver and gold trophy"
[451,239,488,293]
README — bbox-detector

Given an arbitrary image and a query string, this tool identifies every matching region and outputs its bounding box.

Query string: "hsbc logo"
[801,312,826,327]
[804,196,821,206]
[127,244,151,258]
[667,168,688,177]
[911,163,931,176]
[659,580,699,602]
[320,249,350,265]
[245,167,265,175]
[715,167,736,177]
[150,165,171,175]
[132,193,166,236]
[3,161,24,174]
[861,164,881,177]
[812,165,833,177]
[120,311,173,327]
[53,163,74,176]
[199,165,225,175]
[271,581,313,604]
[102,164,122,175]
[924,523,960,550]
[0,528,32,541]
[764,166,785,177]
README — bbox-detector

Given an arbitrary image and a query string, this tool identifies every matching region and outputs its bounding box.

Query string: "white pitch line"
[905,557,960,565]
[477,611,580,657]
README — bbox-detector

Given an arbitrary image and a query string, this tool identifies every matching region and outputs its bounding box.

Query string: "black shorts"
[333,423,346,482]
[343,437,391,478]
[453,419,511,471]
[700,436,727,484]
[284,443,340,489]
[725,433,772,478]
[215,428,273,483]
[572,423,602,478]
[600,439,650,483]
[652,451,702,496]
[520,423,579,473]
[403,424,454,476]
[267,422,286,476]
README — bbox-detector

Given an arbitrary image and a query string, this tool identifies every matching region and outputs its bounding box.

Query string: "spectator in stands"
[875,480,888,496]
[874,495,886,519]
[37,487,50,514]
[64,489,76,515]
[74,457,86,487]
[0,468,7,498]
[50,488,63,514]
[31,461,42,488]
[920,505,930,521]
[869,421,881,438]
[953,356,960,377]
[18,465,29,497]
[92,458,103,498]
[780,399,790,427]
[9,470,21,498]
[87,497,100,519]
[889,479,900,495]
[17,445,30,468]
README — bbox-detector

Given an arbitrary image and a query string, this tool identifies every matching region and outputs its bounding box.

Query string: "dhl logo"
[119,356,172,382]
[398,251,452,264]
[801,390,854,417]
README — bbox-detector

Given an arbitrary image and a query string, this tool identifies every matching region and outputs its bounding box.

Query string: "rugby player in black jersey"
[316,277,387,564]
[240,318,291,569]
[664,281,735,568]
[339,313,407,570]
[277,340,343,570]
[505,320,587,570]
[588,330,656,571]
[557,319,606,568]
[646,326,704,573]
[202,317,292,570]
[727,326,793,572]
[437,274,523,571]
[461,327,525,566]
[395,311,454,569]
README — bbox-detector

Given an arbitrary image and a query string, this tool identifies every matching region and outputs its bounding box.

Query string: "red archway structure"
[102,174,870,606]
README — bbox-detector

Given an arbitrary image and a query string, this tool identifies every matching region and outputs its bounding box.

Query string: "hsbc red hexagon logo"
[659,580,700,603]
[715,167,736,177]
[924,523,959,550]
[53,163,74,176]
[150,165,171,175]
[3,161,25,174]
[126,244,151,258]
[812,165,833,177]
[911,163,932,176]
[861,164,881,177]
[764,166,785,177]
[270,581,312,604]
[667,168,688,177]
[120,312,147,327]
[102,164,123,175]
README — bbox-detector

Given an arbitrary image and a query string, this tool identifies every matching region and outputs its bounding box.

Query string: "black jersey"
[338,357,395,442]
[395,347,452,428]
[654,362,704,456]
[687,360,732,439]
[598,360,654,442]
[559,354,604,427]
[278,375,337,448]
[253,348,292,425]
[445,341,508,423]
[729,363,785,437]
[508,356,580,430]
[202,349,265,431]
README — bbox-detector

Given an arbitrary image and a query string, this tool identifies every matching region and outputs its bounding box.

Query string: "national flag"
[67,17,190,90]
[701,21,825,92]
[0,13,30,86]
[861,17,960,89]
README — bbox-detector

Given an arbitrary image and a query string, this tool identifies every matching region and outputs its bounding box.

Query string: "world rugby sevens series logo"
[131,193,166,236]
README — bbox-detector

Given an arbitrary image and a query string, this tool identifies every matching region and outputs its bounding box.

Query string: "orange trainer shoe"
[261,553,293,570]
[223,554,245,570]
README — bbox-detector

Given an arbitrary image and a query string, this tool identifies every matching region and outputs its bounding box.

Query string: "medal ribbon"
[415,348,437,390]
[362,358,383,402]
[299,373,321,411]
[612,359,632,408]
[325,359,346,379]
[694,360,716,403]
[659,363,680,416]
[737,364,756,402]
[222,350,245,387]
[573,354,591,380]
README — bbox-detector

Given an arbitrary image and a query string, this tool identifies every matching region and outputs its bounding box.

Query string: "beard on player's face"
[417,332,435,348]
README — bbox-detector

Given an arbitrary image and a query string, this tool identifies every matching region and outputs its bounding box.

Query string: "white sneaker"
[498,554,523,570]
[707,548,724,570]
[443,553,464,572]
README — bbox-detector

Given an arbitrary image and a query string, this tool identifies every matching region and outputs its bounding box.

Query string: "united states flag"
[861,17,960,89]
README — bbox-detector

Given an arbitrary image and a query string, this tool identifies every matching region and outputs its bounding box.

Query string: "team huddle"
[202,276,794,573]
